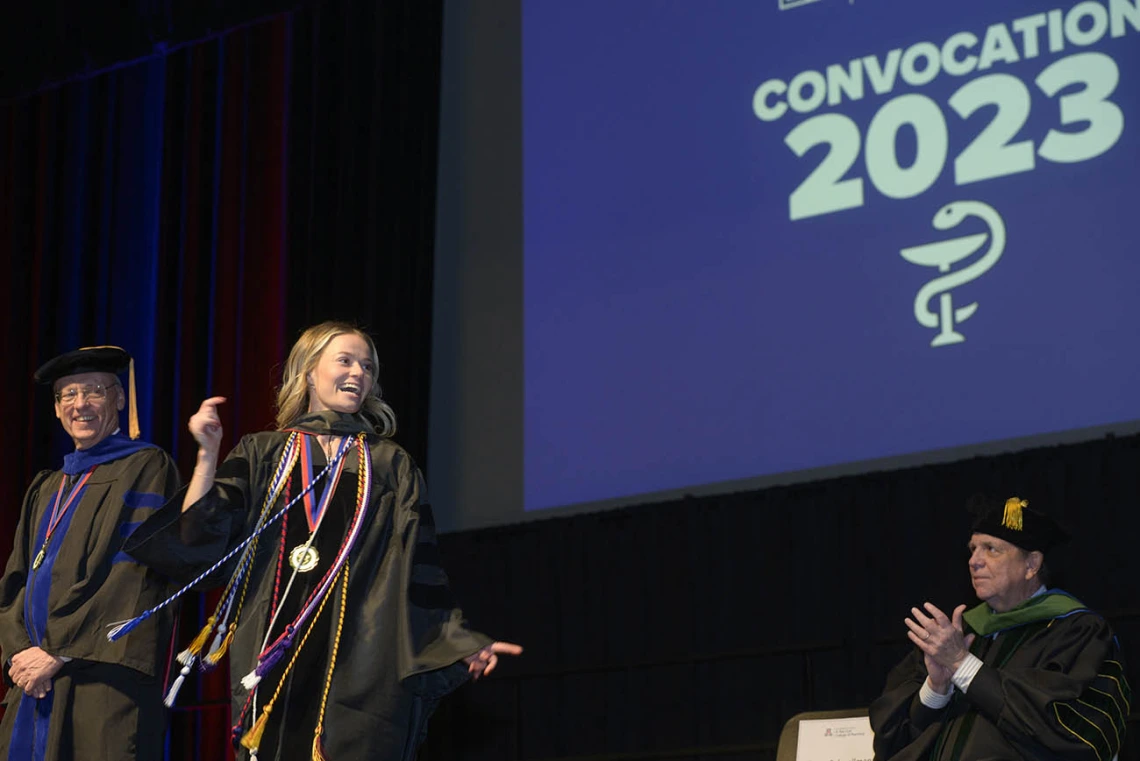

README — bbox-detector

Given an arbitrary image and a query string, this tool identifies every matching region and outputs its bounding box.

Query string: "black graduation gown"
[0,442,181,761]
[126,418,492,761]
[869,612,1130,761]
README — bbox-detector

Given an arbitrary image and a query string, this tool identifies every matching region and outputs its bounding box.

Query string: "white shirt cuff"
[951,653,984,693]
[919,677,953,708]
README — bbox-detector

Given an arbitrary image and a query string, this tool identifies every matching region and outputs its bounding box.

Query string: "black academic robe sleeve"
[318,441,493,758]
[388,449,492,690]
[962,613,1128,761]
[123,433,265,587]
[870,614,1130,761]
[869,649,949,760]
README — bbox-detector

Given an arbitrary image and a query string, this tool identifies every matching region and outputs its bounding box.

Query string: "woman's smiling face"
[307,332,376,415]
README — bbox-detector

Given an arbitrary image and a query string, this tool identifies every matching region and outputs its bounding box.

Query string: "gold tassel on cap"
[1002,497,1027,531]
[127,356,139,439]
[81,345,139,439]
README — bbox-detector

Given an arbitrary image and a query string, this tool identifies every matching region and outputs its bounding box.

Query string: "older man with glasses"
[0,346,181,761]
[869,495,1130,761]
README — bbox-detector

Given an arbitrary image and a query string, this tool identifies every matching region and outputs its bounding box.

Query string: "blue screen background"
[523,0,1140,510]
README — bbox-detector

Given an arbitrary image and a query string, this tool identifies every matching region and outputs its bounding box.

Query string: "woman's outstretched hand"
[464,641,524,680]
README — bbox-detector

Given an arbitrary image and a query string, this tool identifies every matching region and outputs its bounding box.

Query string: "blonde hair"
[275,321,397,436]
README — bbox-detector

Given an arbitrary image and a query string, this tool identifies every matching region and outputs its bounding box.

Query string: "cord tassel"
[164,664,192,707]
[1002,497,1026,531]
[255,631,294,677]
[203,623,237,667]
[240,628,295,690]
[240,706,273,751]
[311,729,327,761]
[127,357,140,440]
[177,615,217,665]
[105,611,150,641]
[206,625,228,658]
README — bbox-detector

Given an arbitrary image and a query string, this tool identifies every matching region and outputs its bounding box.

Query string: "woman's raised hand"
[188,396,227,453]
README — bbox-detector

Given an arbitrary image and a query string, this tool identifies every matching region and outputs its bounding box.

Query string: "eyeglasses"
[55,383,119,405]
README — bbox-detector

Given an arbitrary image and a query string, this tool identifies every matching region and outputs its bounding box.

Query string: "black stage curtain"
[0,1,294,99]
[426,432,1140,761]
[283,0,442,465]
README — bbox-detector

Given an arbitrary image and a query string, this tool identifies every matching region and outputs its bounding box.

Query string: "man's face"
[968,532,1039,612]
[53,372,123,450]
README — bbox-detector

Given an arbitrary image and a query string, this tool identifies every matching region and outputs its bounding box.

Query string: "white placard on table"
[795,715,874,761]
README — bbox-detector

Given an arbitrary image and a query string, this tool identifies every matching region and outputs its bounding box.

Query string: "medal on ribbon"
[33,469,95,571]
[288,436,347,572]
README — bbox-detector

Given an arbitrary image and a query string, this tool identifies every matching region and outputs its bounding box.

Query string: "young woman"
[126,322,520,760]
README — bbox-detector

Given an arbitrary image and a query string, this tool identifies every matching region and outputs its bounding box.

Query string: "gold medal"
[32,547,46,571]
[289,545,319,573]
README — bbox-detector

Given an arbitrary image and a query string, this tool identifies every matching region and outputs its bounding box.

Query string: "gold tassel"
[181,616,217,661]
[203,623,236,666]
[312,565,350,759]
[240,705,273,751]
[77,345,139,438]
[311,728,327,761]
[127,357,140,439]
[1002,497,1026,531]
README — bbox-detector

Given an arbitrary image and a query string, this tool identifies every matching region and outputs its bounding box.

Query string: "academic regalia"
[870,592,1131,761]
[125,411,491,761]
[0,436,181,761]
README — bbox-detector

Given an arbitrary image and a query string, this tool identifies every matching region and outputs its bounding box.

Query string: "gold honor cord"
[312,561,350,760]
[309,443,366,758]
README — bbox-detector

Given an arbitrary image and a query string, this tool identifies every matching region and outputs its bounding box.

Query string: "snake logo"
[899,201,1005,347]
